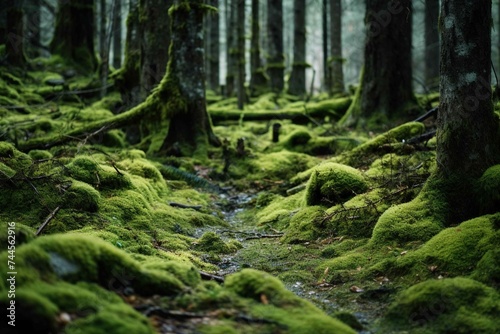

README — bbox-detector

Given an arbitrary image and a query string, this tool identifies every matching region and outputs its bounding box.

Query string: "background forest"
[0,0,499,334]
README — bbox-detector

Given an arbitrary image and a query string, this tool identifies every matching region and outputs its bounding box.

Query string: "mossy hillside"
[379,277,500,334]
[0,281,155,334]
[304,162,369,206]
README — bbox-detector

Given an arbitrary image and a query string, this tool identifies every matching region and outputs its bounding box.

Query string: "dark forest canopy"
[0,1,499,333]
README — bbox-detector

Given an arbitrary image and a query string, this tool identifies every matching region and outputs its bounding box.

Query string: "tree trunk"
[288,0,306,97]
[99,0,110,98]
[139,0,171,99]
[424,0,439,91]
[339,0,418,128]
[50,0,97,72]
[249,0,267,96]
[236,0,245,109]
[5,0,27,67]
[206,0,220,93]
[267,0,284,93]
[112,0,122,69]
[225,0,237,97]
[437,0,499,224]
[160,0,220,157]
[322,0,330,91]
[25,0,41,58]
[330,0,344,94]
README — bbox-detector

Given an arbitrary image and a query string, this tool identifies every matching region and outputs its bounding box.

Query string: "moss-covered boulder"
[305,163,368,206]
[282,206,325,243]
[380,277,500,333]
[476,164,500,214]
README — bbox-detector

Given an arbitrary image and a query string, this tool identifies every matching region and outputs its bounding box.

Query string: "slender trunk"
[288,0,306,97]
[322,0,329,91]
[330,0,344,94]
[207,0,220,93]
[437,0,499,224]
[236,0,245,109]
[267,0,284,93]
[424,0,439,90]
[225,0,236,97]
[249,0,267,95]
[25,0,41,58]
[5,0,27,67]
[112,0,122,68]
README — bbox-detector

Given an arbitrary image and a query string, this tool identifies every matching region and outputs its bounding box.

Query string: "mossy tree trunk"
[330,0,344,94]
[424,0,439,91]
[112,0,122,69]
[267,0,284,93]
[50,0,97,72]
[205,0,220,93]
[249,0,267,96]
[160,0,220,157]
[5,0,27,67]
[288,0,306,97]
[225,0,237,97]
[139,0,172,98]
[339,0,418,128]
[235,0,245,109]
[436,0,499,224]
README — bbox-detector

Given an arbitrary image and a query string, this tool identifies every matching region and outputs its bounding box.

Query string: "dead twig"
[36,206,60,236]
[168,202,203,210]
[199,270,225,283]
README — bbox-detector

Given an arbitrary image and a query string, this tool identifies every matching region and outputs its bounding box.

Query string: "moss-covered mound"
[304,162,368,206]
[380,277,500,333]
[476,164,500,214]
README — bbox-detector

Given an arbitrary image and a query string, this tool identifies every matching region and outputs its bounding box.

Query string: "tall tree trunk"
[339,0,418,128]
[267,0,284,93]
[160,0,220,157]
[437,0,499,224]
[288,0,306,97]
[249,0,267,96]
[25,0,41,58]
[330,0,344,94]
[207,0,220,93]
[322,0,330,91]
[139,0,171,98]
[5,0,27,67]
[225,0,236,97]
[50,0,97,72]
[424,0,439,91]
[112,0,122,69]
[236,0,245,109]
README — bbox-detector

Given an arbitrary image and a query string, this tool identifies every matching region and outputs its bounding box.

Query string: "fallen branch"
[245,233,283,240]
[406,130,436,145]
[36,206,60,236]
[168,202,202,210]
[199,270,225,282]
[413,107,438,123]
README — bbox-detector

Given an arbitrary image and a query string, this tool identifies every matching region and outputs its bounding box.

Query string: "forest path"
[196,190,388,334]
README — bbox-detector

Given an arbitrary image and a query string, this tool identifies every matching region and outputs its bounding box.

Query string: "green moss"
[64,180,101,212]
[304,163,368,206]
[142,259,201,287]
[28,149,53,160]
[67,156,132,189]
[370,177,447,245]
[476,164,500,214]
[282,206,325,243]
[256,192,304,229]
[381,277,500,333]
[396,214,499,278]
[118,158,164,182]
[471,248,500,287]
[193,232,237,254]
[0,222,35,250]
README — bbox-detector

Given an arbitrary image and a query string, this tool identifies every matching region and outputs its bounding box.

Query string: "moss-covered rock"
[305,163,368,206]
[476,164,500,214]
[380,277,500,333]
[282,206,325,243]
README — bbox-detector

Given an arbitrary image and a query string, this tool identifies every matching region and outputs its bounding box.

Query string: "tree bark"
[5,0,27,67]
[339,0,418,128]
[50,0,97,72]
[424,0,439,91]
[288,0,306,97]
[25,0,41,58]
[225,0,237,97]
[236,0,245,109]
[322,0,330,91]
[112,0,122,69]
[249,0,267,96]
[267,0,284,93]
[437,0,499,224]
[330,0,344,94]
[160,0,220,156]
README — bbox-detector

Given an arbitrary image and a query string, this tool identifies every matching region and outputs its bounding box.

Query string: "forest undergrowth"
[0,57,499,334]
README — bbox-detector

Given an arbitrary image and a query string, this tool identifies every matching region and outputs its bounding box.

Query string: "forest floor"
[0,57,499,334]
